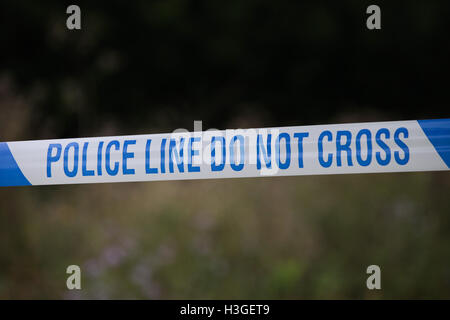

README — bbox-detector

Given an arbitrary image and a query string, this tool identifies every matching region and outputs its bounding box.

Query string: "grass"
[0,171,449,299]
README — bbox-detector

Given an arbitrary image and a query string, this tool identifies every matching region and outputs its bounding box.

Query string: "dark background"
[0,1,449,299]
[1,0,449,140]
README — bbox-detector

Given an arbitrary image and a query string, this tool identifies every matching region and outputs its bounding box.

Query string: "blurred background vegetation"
[0,0,449,299]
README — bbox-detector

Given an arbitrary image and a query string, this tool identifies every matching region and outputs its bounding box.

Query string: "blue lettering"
[375,128,391,166]
[46,143,62,178]
[105,140,120,176]
[123,140,136,175]
[394,127,409,165]
[145,139,158,174]
[318,131,333,168]
[336,130,353,167]
[275,133,291,170]
[294,132,309,168]
[82,142,95,176]
[169,138,185,173]
[97,141,104,175]
[211,136,226,172]
[64,142,79,178]
[230,135,244,171]
[356,129,372,166]
[257,134,272,170]
[160,139,167,173]
[188,137,201,172]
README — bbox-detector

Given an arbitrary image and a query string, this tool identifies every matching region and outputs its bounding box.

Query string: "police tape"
[1,119,449,187]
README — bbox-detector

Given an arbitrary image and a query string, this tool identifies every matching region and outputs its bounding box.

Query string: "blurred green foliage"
[1,172,449,299]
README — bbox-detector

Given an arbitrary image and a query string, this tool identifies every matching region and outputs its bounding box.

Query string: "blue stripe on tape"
[0,142,31,187]
[418,119,450,168]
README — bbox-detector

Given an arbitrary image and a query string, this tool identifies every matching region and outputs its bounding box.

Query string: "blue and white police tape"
[1,119,449,187]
